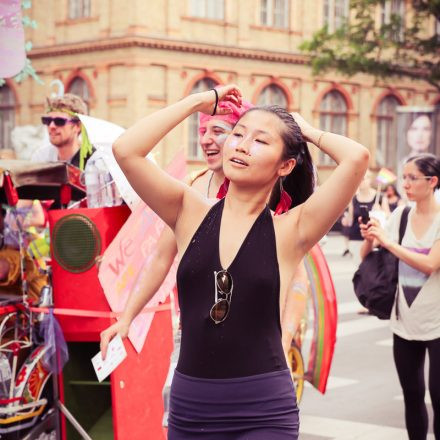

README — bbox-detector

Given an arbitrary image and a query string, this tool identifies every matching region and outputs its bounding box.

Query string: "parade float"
[0,156,337,439]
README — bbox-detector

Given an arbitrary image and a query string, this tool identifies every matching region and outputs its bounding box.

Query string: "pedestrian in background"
[384,183,405,213]
[360,153,440,440]
[346,170,388,263]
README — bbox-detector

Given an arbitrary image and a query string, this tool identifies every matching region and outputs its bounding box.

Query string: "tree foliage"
[300,0,440,91]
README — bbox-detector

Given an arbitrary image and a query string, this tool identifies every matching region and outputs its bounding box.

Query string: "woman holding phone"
[360,154,440,440]
[112,85,369,439]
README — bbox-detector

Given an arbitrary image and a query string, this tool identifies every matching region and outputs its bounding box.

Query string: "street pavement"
[298,233,435,440]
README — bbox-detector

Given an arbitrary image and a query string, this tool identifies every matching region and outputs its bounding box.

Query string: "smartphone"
[359,205,370,224]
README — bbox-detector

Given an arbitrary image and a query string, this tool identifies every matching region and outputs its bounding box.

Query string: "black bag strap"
[398,207,410,244]
[396,206,410,319]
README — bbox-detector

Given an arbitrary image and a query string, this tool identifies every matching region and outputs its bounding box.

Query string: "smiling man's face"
[44,111,81,149]
[199,119,233,171]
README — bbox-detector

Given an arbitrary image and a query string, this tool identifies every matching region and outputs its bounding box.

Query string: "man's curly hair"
[46,93,88,115]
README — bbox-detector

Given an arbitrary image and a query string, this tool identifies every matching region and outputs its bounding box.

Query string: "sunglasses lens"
[217,271,232,293]
[210,299,229,323]
[41,116,73,126]
[54,117,68,126]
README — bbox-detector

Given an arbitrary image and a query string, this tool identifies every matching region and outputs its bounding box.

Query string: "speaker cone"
[52,214,102,273]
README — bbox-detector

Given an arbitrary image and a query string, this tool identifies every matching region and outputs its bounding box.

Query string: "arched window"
[67,77,90,113]
[376,95,400,169]
[257,84,288,107]
[319,90,347,165]
[0,86,16,150]
[188,78,218,160]
[68,0,91,19]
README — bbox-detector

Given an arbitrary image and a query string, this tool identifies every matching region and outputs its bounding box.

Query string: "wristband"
[211,88,219,116]
[317,131,326,149]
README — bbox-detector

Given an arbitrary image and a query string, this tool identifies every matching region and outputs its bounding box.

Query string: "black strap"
[396,206,410,319]
[398,207,410,244]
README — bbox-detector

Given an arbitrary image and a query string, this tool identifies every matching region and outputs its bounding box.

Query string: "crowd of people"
[0,86,439,439]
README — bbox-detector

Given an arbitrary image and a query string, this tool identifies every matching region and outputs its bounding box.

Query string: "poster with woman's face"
[396,107,438,163]
[395,106,440,195]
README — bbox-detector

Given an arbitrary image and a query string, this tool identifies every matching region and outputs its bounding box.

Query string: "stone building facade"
[1,0,439,176]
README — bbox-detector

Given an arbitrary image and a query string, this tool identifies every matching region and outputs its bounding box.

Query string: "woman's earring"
[216,178,230,199]
[274,178,292,215]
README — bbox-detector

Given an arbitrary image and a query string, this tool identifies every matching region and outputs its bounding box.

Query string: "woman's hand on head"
[197,84,242,115]
[290,112,317,141]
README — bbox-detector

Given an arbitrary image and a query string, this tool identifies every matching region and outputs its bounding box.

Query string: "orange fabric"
[0,247,47,302]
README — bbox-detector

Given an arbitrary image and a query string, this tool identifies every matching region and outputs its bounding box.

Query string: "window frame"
[319,90,348,166]
[66,77,90,112]
[0,86,16,151]
[189,0,225,20]
[380,0,405,42]
[68,0,91,20]
[256,84,288,108]
[323,0,349,33]
[375,95,400,169]
[260,0,289,29]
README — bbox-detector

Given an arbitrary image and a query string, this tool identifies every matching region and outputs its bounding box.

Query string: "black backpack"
[352,207,410,319]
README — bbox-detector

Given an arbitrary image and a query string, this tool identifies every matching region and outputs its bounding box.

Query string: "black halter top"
[175,198,287,379]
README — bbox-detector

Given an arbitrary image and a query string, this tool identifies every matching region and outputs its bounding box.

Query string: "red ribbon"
[11,303,171,318]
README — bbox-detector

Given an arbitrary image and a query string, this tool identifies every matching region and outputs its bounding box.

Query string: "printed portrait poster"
[395,106,440,193]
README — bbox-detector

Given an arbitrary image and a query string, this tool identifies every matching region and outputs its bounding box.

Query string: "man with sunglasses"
[32,93,94,170]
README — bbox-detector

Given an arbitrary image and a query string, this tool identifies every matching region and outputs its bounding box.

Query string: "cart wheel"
[287,343,304,403]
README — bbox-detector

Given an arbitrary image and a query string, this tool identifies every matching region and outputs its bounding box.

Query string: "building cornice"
[29,36,309,65]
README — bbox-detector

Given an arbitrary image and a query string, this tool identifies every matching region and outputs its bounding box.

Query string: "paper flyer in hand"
[91,334,127,382]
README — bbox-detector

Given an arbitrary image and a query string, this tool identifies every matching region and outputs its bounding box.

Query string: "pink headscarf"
[199,100,253,134]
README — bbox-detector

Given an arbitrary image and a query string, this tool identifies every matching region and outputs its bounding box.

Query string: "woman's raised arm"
[291,113,370,252]
[112,85,242,228]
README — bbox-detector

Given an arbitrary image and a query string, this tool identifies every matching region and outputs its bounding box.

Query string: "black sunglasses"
[41,116,79,127]
[210,270,233,324]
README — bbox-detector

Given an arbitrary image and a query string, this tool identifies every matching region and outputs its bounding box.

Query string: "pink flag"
[98,152,186,352]
[0,0,26,78]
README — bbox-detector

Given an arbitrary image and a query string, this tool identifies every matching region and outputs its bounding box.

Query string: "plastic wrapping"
[39,309,69,374]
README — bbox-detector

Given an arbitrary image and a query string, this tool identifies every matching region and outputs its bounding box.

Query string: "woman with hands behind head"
[360,153,440,440]
[112,84,369,439]
[99,100,253,360]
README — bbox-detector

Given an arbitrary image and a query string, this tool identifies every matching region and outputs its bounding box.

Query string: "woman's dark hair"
[385,184,400,199]
[405,153,440,190]
[239,105,315,209]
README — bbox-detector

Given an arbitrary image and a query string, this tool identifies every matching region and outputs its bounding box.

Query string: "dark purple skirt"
[168,369,299,439]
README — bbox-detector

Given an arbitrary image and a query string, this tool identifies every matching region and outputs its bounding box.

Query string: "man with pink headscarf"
[190,100,253,199]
